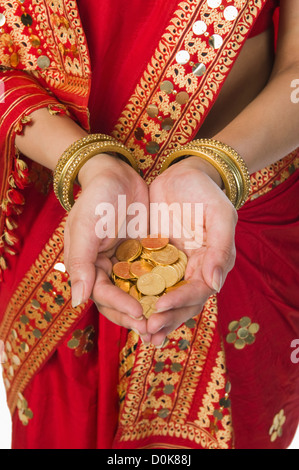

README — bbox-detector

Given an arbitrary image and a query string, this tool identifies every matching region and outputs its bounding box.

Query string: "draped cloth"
[0,0,298,449]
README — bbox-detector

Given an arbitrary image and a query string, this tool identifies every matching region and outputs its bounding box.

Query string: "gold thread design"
[111,0,267,183]
[116,296,233,449]
[0,218,90,415]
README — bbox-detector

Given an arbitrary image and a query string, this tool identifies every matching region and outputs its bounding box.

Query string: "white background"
[0,371,298,449]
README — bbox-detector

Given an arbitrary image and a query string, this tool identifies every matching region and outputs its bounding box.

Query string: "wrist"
[180,156,224,188]
[77,153,121,188]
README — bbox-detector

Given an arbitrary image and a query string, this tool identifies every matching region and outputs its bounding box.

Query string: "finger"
[147,304,201,345]
[154,278,211,313]
[94,302,151,341]
[65,211,100,308]
[95,253,113,276]
[199,204,237,292]
[93,267,143,319]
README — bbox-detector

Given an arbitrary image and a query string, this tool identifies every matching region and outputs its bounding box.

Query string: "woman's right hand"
[63,153,151,339]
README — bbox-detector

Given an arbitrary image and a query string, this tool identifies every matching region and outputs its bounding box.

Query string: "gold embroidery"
[16,392,33,426]
[112,0,266,183]
[117,296,233,449]
[248,150,299,202]
[0,219,90,416]
[67,325,95,357]
[269,409,286,442]
[226,317,260,350]
[0,0,91,97]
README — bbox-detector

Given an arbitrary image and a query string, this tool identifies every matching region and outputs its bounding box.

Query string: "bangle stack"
[160,139,250,209]
[53,134,139,212]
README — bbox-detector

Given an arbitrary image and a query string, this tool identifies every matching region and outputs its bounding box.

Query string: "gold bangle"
[53,133,119,196]
[195,139,251,209]
[160,145,238,207]
[54,138,139,211]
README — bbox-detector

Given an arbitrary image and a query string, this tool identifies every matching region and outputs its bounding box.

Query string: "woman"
[0,0,298,449]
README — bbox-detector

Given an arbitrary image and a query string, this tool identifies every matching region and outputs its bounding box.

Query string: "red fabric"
[248,0,279,38]
[218,167,299,449]
[77,0,179,135]
[1,0,298,450]
[0,71,63,283]
[10,168,299,450]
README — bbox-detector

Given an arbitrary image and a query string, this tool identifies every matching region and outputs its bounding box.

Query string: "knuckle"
[219,243,236,266]
[68,257,90,277]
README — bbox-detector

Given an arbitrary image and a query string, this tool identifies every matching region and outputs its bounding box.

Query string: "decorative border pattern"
[0,0,91,97]
[112,0,266,183]
[116,296,233,449]
[248,150,299,201]
[0,218,90,415]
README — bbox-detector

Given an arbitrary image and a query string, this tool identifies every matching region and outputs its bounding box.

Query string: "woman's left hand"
[147,157,238,347]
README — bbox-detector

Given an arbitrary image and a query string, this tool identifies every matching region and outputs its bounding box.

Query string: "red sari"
[0,0,298,449]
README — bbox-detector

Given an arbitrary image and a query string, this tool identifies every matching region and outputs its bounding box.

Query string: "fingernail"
[155,306,170,313]
[155,338,168,349]
[131,328,140,336]
[128,314,144,321]
[140,333,151,346]
[212,267,223,293]
[71,281,85,308]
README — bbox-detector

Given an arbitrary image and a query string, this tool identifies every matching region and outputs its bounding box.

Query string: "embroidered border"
[248,150,299,201]
[0,217,90,415]
[0,0,91,97]
[116,296,233,449]
[112,0,266,183]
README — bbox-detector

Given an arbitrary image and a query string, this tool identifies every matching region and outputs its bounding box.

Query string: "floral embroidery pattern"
[67,325,95,357]
[226,317,260,350]
[269,409,286,443]
[16,392,33,426]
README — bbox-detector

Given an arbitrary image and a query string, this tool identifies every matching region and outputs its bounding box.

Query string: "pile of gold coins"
[112,236,188,319]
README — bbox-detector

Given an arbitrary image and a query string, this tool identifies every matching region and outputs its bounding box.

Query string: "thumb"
[201,205,237,293]
[64,214,100,308]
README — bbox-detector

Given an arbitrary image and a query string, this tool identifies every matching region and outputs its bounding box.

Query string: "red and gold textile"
[0,0,298,449]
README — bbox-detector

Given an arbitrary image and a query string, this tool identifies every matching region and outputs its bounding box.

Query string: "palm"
[64,159,150,337]
[147,158,237,345]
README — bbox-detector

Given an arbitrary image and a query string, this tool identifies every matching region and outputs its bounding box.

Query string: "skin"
[15,1,299,346]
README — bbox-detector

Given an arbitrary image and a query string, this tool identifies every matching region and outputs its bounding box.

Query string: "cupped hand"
[147,157,238,346]
[64,153,151,339]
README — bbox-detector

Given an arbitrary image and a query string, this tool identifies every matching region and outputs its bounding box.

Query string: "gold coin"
[129,285,141,300]
[152,265,179,288]
[112,262,133,280]
[140,296,159,319]
[172,260,185,281]
[141,235,169,251]
[114,278,131,293]
[165,280,188,293]
[137,272,166,296]
[115,239,142,262]
[130,259,153,278]
[150,244,179,265]
[178,250,188,266]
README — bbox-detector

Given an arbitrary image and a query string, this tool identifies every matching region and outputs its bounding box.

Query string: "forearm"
[15,108,87,171]
[213,65,299,174]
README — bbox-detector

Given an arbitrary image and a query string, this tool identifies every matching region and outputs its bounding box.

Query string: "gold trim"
[112,0,267,183]
[0,217,90,415]
[116,296,233,449]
